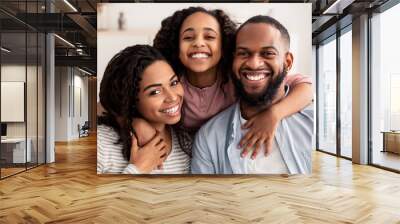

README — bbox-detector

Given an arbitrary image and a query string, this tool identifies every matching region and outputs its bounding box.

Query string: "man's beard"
[232,67,287,108]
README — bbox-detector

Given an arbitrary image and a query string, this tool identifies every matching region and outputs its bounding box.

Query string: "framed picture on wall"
[97,3,314,175]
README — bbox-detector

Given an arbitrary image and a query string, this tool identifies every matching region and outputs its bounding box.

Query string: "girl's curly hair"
[153,7,237,88]
[98,45,165,161]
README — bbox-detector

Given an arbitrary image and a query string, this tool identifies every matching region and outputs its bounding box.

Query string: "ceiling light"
[54,34,75,48]
[1,47,11,53]
[63,0,78,12]
[78,67,93,76]
[323,0,355,14]
[76,48,85,55]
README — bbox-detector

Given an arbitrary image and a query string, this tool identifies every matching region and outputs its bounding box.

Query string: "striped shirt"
[97,124,190,174]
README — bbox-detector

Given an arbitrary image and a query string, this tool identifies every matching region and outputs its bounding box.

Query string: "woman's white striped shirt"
[97,125,190,174]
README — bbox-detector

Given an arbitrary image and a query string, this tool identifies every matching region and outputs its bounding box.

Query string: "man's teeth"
[191,53,209,59]
[162,105,179,114]
[245,74,266,81]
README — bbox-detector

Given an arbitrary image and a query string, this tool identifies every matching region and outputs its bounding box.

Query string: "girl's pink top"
[181,74,312,129]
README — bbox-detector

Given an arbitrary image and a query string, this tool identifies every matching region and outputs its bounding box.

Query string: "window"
[370,2,400,171]
[340,28,352,158]
[317,36,337,154]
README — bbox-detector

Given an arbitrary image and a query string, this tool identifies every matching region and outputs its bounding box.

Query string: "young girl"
[135,7,313,159]
[97,45,190,174]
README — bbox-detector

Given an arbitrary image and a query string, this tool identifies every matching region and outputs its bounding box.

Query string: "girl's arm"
[131,118,165,170]
[126,132,168,174]
[239,74,313,159]
[132,118,156,147]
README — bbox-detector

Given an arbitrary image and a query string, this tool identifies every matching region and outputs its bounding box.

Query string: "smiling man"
[191,15,314,174]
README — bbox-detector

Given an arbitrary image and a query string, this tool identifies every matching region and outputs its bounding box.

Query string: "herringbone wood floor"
[1,134,400,224]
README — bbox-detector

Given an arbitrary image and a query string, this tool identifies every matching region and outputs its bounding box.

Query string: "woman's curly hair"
[153,7,237,88]
[98,45,165,161]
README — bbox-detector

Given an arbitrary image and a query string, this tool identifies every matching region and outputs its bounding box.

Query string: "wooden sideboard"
[382,131,400,154]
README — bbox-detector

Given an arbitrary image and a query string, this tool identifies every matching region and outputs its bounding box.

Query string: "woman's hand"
[239,107,281,159]
[129,132,168,173]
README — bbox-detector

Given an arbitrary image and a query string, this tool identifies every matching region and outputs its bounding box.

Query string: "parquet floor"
[1,167,26,177]
[1,134,400,223]
[373,151,400,171]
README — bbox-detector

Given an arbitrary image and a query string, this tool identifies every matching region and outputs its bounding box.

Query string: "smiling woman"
[97,45,190,174]
[137,61,184,127]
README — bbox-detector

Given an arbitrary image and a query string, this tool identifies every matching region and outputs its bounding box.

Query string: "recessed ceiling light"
[78,67,93,76]
[63,0,78,12]
[323,0,355,14]
[54,34,75,48]
[1,47,11,53]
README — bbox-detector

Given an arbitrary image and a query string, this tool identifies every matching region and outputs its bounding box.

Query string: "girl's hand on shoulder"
[129,132,167,173]
[239,108,281,159]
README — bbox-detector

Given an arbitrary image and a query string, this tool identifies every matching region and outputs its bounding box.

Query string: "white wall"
[73,73,89,138]
[54,67,89,141]
[1,64,46,164]
[97,3,312,99]
[55,67,69,141]
[1,65,26,139]
[1,65,26,82]
[1,65,36,138]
